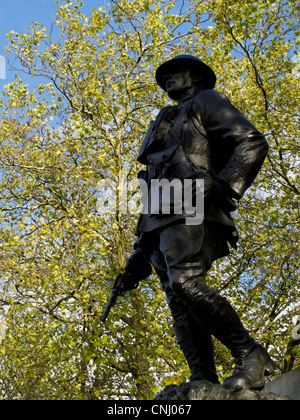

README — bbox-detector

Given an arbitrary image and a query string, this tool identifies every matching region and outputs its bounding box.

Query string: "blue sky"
[0,0,58,51]
[0,0,103,85]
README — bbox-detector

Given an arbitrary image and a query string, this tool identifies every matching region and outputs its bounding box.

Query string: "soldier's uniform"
[124,55,275,390]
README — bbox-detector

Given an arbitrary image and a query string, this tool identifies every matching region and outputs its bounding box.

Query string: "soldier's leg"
[158,222,275,390]
[149,236,218,383]
[165,286,219,383]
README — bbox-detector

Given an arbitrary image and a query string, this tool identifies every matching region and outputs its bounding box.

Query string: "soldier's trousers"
[148,221,255,382]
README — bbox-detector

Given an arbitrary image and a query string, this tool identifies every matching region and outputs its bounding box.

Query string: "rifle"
[100,274,127,323]
[100,258,151,322]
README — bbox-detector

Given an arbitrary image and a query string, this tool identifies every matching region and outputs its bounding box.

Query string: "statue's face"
[163,67,194,101]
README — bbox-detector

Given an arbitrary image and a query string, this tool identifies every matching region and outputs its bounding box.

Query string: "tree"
[0,0,299,399]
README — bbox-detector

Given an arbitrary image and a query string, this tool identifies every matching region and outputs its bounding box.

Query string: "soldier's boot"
[166,286,219,383]
[173,316,219,383]
[172,273,275,391]
[222,344,276,391]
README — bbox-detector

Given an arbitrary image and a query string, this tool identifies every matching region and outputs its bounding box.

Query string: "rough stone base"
[265,367,300,400]
[154,380,290,400]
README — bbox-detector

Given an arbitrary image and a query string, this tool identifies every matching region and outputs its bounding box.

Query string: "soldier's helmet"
[155,54,216,91]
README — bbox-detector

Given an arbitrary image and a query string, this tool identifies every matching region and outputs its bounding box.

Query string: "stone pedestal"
[265,367,300,400]
[154,367,299,400]
[154,381,290,400]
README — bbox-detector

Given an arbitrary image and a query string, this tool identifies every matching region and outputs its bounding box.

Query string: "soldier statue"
[115,54,275,391]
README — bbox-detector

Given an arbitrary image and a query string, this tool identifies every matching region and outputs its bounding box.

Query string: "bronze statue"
[104,54,276,391]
